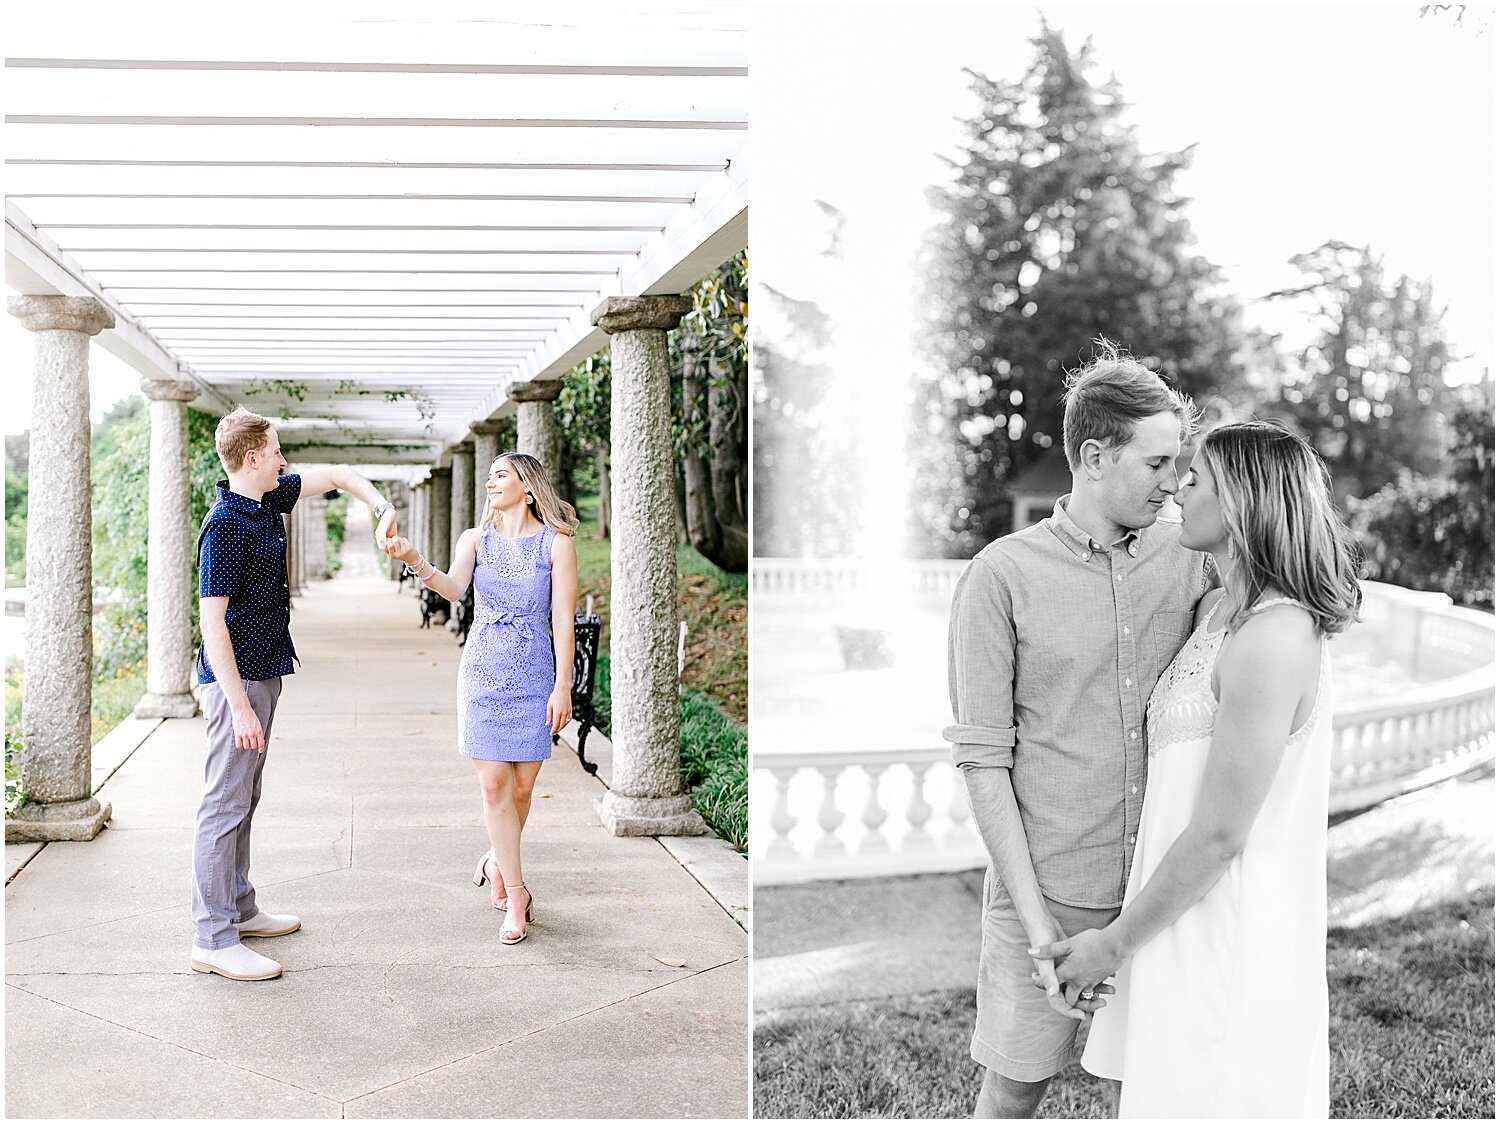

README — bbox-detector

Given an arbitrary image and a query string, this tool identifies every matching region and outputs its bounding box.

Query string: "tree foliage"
[1349,377,1494,610]
[750,277,852,558]
[92,399,225,676]
[4,432,28,584]
[1265,240,1457,502]
[556,251,749,571]
[915,25,1247,555]
[672,251,749,572]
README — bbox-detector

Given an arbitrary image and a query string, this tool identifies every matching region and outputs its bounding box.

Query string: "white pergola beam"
[4,200,228,409]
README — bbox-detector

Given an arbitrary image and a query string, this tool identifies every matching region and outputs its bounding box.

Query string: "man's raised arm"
[295,465,397,544]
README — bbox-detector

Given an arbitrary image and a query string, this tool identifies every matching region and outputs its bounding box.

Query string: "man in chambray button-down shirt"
[945,344,1216,1118]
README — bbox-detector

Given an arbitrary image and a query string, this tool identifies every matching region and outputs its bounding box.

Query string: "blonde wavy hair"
[1201,421,1362,636]
[483,452,578,536]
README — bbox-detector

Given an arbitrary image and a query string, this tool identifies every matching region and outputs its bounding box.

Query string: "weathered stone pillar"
[590,295,705,837]
[303,490,330,580]
[512,380,563,484]
[428,467,452,571]
[449,443,474,535]
[5,295,114,842]
[388,482,409,580]
[471,422,503,524]
[134,377,200,720]
[285,499,302,598]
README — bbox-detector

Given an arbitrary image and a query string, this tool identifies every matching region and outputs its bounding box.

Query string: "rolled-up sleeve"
[946,556,1018,769]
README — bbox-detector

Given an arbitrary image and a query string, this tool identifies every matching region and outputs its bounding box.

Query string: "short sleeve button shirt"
[196,474,303,685]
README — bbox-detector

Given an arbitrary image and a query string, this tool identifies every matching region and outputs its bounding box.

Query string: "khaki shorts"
[971,869,1120,1082]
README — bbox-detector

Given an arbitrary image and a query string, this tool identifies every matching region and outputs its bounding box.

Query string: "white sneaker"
[190,942,282,981]
[236,910,301,937]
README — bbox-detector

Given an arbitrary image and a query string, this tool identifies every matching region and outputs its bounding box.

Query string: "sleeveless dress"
[457,524,557,762]
[1081,598,1331,1118]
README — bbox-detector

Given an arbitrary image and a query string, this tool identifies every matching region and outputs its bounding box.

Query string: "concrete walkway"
[755,763,1495,1019]
[5,554,748,1118]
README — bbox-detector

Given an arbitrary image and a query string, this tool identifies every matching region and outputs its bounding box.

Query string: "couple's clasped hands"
[1028,926,1124,1021]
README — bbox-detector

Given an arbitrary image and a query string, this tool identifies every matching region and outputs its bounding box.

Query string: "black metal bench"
[455,586,475,646]
[557,609,604,775]
[418,587,449,628]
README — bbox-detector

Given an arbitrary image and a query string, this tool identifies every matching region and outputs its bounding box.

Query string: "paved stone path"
[755,764,1495,1018]
[5,560,747,1118]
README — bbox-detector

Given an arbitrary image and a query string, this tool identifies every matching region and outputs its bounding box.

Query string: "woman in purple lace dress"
[384,452,578,945]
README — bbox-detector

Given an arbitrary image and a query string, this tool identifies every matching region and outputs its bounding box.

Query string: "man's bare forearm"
[329,466,388,511]
[200,615,250,709]
[963,765,1057,938]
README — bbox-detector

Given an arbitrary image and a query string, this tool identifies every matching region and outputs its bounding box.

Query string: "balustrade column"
[5,295,114,842]
[590,295,704,836]
[428,467,452,571]
[511,380,563,484]
[471,422,503,524]
[134,377,200,720]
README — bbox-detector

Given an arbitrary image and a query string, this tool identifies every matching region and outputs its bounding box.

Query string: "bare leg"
[473,760,523,889]
[512,760,544,830]
[974,1069,1051,1119]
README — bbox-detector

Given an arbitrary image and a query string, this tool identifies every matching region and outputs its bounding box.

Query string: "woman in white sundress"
[1031,421,1362,1118]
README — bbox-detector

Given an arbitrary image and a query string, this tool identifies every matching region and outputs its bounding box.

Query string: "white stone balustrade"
[752,563,1495,884]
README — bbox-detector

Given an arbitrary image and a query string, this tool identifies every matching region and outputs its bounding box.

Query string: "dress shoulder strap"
[1246,596,1308,615]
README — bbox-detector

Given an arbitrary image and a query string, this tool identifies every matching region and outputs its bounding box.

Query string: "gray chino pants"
[191,677,282,949]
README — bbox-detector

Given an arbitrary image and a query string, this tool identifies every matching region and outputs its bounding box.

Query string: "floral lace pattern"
[1147,599,1328,758]
[458,525,556,761]
[1146,622,1225,757]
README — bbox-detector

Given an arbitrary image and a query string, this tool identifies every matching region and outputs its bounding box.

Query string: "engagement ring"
[1080,989,1096,1001]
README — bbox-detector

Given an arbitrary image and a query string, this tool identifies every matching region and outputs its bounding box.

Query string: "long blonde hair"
[483,452,578,536]
[1202,421,1361,636]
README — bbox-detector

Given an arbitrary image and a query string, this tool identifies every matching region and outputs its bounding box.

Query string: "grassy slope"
[570,493,748,849]
[754,886,1496,1119]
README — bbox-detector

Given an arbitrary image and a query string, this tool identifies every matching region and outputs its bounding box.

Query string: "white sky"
[753,3,1495,382]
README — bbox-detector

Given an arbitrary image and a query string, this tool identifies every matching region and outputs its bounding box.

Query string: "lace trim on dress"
[1147,597,1327,757]
[1146,623,1224,757]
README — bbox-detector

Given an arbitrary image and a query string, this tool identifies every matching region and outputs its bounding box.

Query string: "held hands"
[1028,927,1126,1012]
[383,535,421,568]
[375,508,399,551]
[546,684,573,736]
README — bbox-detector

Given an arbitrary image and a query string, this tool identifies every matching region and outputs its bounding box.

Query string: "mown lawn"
[754,886,1496,1119]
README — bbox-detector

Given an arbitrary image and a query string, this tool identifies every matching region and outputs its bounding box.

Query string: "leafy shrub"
[92,400,225,678]
[679,688,748,851]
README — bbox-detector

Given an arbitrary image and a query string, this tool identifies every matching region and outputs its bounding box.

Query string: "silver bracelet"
[404,556,436,580]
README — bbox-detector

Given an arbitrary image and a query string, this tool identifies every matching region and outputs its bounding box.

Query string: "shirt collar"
[215,480,266,514]
[1047,494,1145,557]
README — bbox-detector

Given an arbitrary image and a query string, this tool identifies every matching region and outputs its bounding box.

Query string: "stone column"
[410,480,427,593]
[388,482,409,581]
[449,443,474,535]
[447,445,474,626]
[589,295,705,837]
[471,422,503,524]
[285,501,301,598]
[5,296,114,842]
[512,380,563,485]
[428,467,452,571]
[134,377,200,720]
[303,490,330,580]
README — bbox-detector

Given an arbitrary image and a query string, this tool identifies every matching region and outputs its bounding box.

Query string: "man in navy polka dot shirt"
[189,407,398,982]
